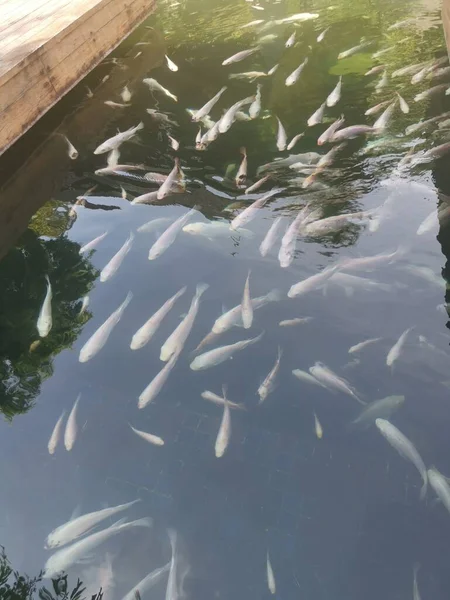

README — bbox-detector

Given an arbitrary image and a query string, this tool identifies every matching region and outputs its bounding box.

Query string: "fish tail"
[124,517,153,530]
[195,282,209,297]
[240,147,247,157]
[419,478,427,501]
[136,122,144,131]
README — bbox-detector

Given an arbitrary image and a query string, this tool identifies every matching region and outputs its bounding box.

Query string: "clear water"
[1,0,450,598]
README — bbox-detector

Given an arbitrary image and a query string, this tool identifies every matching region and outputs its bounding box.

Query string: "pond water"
[1,0,450,598]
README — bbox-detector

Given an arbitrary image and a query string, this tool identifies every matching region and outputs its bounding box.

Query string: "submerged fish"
[192,86,227,122]
[138,354,178,409]
[201,389,244,410]
[137,217,172,234]
[375,69,389,92]
[279,317,313,326]
[375,418,427,499]
[62,135,78,159]
[314,413,323,439]
[215,389,231,457]
[330,125,374,142]
[143,78,177,101]
[396,92,409,114]
[351,395,405,429]
[246,174,270,195]
[266,552,276,594]
[48,411,66,455]
[276,117,287,151]
[259,216,284,257]
[121,86,132,102]
[287,133,304,151]
[100,232,134,282]
[236,147,248,187]
[318,116,344,145]
[386,327,413,368]
[258,347,282,403]
[249,84,262,119]
[37,275,53,338]
[364,99,391,116]
[212,288,281,334]
[130,424,164,446]
[276,13,319,24]
[348,337,382,354]
[373,100,397,132]
[79,293,133,362]
[94,122,144,154]
[338,41,373,59]
[149,207,196,260]
[183,221,253,239]
[285,58,308,86]
[64,394,80,451]
[285,31,296,48]
[292,369,326,387]
[309,362,364,404]
[190,332,264,370]
[317,27,330,43]
[241,271,253,329]
[219,96,254,133]
[222,47,259,66]
[414,83,447,102]
[307,101,327,127]
[365,65,386,76]
[326,76,342,107]
[230,188,283,230]
[428,467,450,516]
[122,563,171,600]
[165,54,178,71]
[288,266,338,297]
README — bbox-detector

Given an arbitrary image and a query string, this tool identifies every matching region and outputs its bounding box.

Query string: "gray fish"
[190,332,264,370]
[375,418,427,499]
[392,61,429,78]
[292,369,326,387]
[222,47,259,66]
[414,83,447,102]
[351,395,404,428]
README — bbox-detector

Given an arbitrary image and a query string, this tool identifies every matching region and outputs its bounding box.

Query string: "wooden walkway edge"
[0,0,155,156]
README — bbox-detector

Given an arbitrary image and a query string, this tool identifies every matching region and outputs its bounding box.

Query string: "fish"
[249,85,262,119]
[130,424,164,446]
[62,135,78,159]
[386,327,413,368]
[414,83,447,102]
[372,45,395,59]
[303,211,369,236]
[149,207,196,260]
[121,186,127,200]
[413,564,422,600]
[190,332,264,370]
[428,467,450,516]
[215,387,231,457]
[46,499,140,549]
[183,221,254,239]
[222,47,259,66]
[143,78,177,101]
[392,61,428,78]
[422,141,450,160]
[37,275,53,337]
[328,272,394,295]
[373,100,396,132]
[241,271,253,329]
[364,99,391,116]
[94,162,147,176]
[314,413,323,439]
[137,217,172,234]
[285,58,308,86]
[307,101,327,127]
[258,346,282,403]
[276,13,319,24]
[317,27,330,43]
[330,125,374,142]
[348,337,382,354]
[160,283,209,361]
[138,354,178,409]
[292,369,326,387]
[267,63,279,76]
[165,530,179,600]
[239,19,264,28]
[310,362,364,404]
[326,76,342,107]
[229,71,267,81]
[168,135,179,151]
[192,86,227,122]
[259,216,284,257]
[388,17,417,30]
[266,552,276,594]
[100,232,134,282]
[122,563,171,600]
[236,147,248,187]
[375,418,427,499]
[365,65,386,76]
[317,116,345,145]
[288,266,338,297]
[246,174,270,195]
[165,54,178,71]
[402,264,444,288]
[279,317,313,326]
[94,122,144,154]
[276,117,287,151]
[287,133,304,151]
[79,296,89,316]
[351,395,405,429]
[64,394,81,451]
[219,96,255,133]
[44,518,152,578]
[338,247,402,272]
[375,69,389,92]
[411,65,431,84]
[230,188,283,230]
[430,65,450,80]
[48,411,66,455]
[104,101,131,108]
[285,32,296,48]
[79,292,133,362]
[156,158,185,200]
[212,288,281,334]
[338,41,373,59]
[131,287,186,350]
[278,204,315,267]
[131,191,159,205]
[145,171,168,184]
[201,390,244,410]
[416,210,438,235]
[121,86,132,102]
[107,148,120,167]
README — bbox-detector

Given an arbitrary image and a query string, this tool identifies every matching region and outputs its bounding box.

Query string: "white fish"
[372,45,395,59]
[348,337,382,354]
[192,87,227,122]
[351,395,405,429]
[317,116,345,145]
[287,133,304,151]
[143,78,177,101]
[149,207,196,260]
[411,66,430,85]
[396,92,409,114]
[137,217,172,234]
[48,411,66,455]
[122,562,171,600]
[190,332,264,370]
[79,292,133,362]
[266,552,276,594]
[258,347,282,403]
[386,327,413,368]
[249,84,262,119]
[314,413,323,438]
[241,271,253,329]
[267,63,279,76]
[130,424,164,446]
[338,41,373,59]
[212,288,281,333]
[219,96,254,133]
[230,188,283,230]
[64,394,80,451]
[239,19,264,28]
[375,70,389,93]
[285,58,308,86]
[416,210,438,235]
[37,275,53,337]
[246,174,270,195]
[63,136,78,159]
[285,32,296,48]
[329,272,393,295]
[326,77,342,107]
[364,99,391,116]
[292,369,325,387]
[338,247,402,272]
[428,467,450,516]
[307,101,327,127]
[201,390,244,410]
[46,499,139,549]
[278,205,314,268]
[107,148,120,167]
[121,186,127,199]
[276,13,319,24]
[121,86,132,102]
[160,283,208,361]
[168,135,180,150]
[156,158,185,200]
[276,117,287,151]
[165,54,178,71]
[104,101,131,108]
[165,530,179,600]
[279,317,313,326]
[94,122,144,154]
[195,126,203,148]
[44,518,152,578]
[215,389,231,457]
[131,191,158,205]
[310,362,364,404]
[183,221,254,239]
[131,287,186,350]
[373,100,396,132]
[303,211,369,236]
[317,27,330,43]
[375,418,427,499]
[222,47,259,66]
[259,216,284,257]
[288,266,338,297]
[100,232,134,282]
[79,295,89,316]
[365,65,386,76]
[138,354,178,409]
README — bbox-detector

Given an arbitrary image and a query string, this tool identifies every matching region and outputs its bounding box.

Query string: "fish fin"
[69,504,82,521]
[419,480,427,501]
[221,304,228,315]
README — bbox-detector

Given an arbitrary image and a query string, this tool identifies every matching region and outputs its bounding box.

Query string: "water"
[1,0,450,597]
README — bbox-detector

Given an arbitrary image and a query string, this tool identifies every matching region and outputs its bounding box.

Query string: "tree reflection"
[0,227,98,421]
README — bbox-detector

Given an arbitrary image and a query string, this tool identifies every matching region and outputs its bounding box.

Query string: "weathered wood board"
[0,0,155,155]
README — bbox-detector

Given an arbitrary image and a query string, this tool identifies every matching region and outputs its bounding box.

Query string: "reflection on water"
[2,0,450,598]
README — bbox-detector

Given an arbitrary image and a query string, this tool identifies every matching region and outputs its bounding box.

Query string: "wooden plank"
[0,0,155,155]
